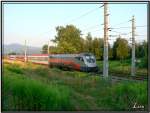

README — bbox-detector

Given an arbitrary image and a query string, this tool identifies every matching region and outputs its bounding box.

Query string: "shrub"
[137,57,148,68]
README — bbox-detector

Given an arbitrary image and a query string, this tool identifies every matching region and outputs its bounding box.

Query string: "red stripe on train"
[49,58,80,70]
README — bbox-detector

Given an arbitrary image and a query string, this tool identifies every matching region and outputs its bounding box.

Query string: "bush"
[137,57,148,68]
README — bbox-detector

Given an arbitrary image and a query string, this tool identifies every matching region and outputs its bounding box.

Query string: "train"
[8,53,99,72]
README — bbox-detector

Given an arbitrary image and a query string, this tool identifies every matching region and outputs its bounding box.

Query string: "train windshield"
[75,57,84,62]
[85,55,95,63]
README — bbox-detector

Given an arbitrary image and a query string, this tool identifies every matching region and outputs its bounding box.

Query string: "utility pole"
[103,2,109,77]
[131,15,136,76]
[48,40,50,54]
[24,40,27,62]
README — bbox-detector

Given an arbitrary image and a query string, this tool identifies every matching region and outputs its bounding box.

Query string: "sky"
[3,2,147,48]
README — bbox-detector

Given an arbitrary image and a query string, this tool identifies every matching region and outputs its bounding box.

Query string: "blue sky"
[4,3,147,47]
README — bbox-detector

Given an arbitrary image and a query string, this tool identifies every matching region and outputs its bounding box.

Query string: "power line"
[64,5,104,25]
[110,25,147,29]
[109,30,131,35]
[136,25,147,27]
[66,7,99,24]
[85,28,103,32]
[135,34,147,36]
[82,24,101,31]
[110,19,130,27]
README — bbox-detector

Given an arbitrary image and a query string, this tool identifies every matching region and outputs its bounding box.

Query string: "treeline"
[42,25,147,67]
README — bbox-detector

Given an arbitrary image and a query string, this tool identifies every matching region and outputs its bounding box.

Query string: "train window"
[49,56,53,58]
[80,57,84,62]
[76,57,84,62]
[85,55,95,63]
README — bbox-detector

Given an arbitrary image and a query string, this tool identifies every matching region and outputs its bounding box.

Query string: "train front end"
[80,53,99,72]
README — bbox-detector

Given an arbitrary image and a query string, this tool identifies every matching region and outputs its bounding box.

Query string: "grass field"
[2,60,148,111]
[97,60,148,77]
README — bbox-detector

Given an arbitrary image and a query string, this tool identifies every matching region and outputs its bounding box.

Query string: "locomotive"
[8,53,99,72]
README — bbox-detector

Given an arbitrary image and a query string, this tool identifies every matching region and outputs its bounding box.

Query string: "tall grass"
[3,66,73,111]
[5,63,24,74]
[97,60,148,77]
[2,62,148,111]
[98,81,148,111]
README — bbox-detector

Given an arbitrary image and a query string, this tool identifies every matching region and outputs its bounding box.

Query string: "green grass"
[2,62,148,111]
[97,60,148,77]
[98,81,148,110]
[3,64,73,111]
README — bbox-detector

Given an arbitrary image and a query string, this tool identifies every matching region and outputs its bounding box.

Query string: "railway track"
[110,76,145,83]
[88,70,147,82]
[4,59,147,82]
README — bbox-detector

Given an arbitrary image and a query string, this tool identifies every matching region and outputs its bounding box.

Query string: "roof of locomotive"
[49,53,94,58]
[29,54,49,56]
[49,54,79,58]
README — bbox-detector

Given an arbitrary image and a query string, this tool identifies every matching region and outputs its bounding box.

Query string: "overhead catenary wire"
[84,28,103,32]
[33,5,146,47]
[109,30,131,35]
[109,25,147,29]
[64,5,104,25]
[135,34,147,36]
[82,25,146,36]
[81,24,102,31]
[110,19,131,28]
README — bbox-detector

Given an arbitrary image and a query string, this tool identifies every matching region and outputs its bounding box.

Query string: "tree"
[136,41,148,68]
[143,41,148,68]
[91,38,104,60]
[54,25,82,53]
[135,41,147,59]
[85,33,93,53]
[49,46,58,54]
[112,39,118,60]
[79,37,86,53]
[42,44,48,54]
[92,38,100,59]
[143,41,148,57]
[8,52,17,55]
[109,45,113,60]
[113,36,129,61]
